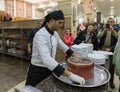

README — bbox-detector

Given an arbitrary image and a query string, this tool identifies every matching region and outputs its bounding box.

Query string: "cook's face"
[53,20,64,30]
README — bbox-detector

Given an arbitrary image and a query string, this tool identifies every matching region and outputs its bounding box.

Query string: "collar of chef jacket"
[45,25,54,35]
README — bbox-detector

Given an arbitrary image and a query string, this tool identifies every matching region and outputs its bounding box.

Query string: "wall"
[0,0,5,11]
[102,17,120,24]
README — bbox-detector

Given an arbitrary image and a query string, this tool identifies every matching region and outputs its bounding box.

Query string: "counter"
[36,75,108,92]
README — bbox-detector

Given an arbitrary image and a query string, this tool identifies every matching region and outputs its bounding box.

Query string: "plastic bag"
[20,85,42,92]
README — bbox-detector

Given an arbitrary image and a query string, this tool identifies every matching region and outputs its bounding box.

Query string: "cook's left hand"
[71,53,78,58]
[68,73,85,85]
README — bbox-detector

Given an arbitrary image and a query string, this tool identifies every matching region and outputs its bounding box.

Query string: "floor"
[0,54,30,92]
[0,54,119,92]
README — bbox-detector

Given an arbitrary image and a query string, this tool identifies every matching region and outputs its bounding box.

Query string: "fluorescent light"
[110,0,114,1]
[110,6,114,9]
[94,7,96,10]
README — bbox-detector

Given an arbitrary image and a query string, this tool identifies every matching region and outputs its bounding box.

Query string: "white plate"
[87,53,106,60]
[93,51,113,55]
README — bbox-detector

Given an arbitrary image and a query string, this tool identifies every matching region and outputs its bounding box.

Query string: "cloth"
[73,31,99,50]
[113,35,120,76]
[98,29,119,52]
[31,26,68,70]
[63,33,74,48]
[41,10,64,28]
[45,10,64,21]
[27,28,39,44]
[31,25,73,74]
[27,28,39,54]
[26,25,74,86]
[102,31,111,50]
[26,64,51,86]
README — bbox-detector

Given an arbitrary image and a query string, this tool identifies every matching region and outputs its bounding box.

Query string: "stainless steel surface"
[53,63,110,87]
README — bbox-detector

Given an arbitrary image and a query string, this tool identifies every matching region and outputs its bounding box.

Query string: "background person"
[63,28,75,60]
[74,23,99,50]
[93,22,99,35]
[27,21,42,55]
[97,17,120,89]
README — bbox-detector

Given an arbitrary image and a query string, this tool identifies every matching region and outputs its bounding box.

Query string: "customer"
[25,10,85,87]
[93,22,99,35]
[113,35,120,92]
[97,17,120,89]
[63,28,75,60]
[27,21,42,55]
[74,23,99,50]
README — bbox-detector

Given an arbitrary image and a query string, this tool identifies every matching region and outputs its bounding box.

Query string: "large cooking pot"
[67,57,94,80]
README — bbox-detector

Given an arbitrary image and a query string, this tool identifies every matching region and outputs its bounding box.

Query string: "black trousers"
[25,64,52,86]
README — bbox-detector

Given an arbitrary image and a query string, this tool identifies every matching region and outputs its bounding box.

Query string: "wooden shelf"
[0,19,43,60]
[4,52,30,60]
[2,44,27,49]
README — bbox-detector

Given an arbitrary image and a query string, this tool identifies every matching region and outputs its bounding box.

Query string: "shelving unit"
[0,27,31,60]
[0,19,42,60]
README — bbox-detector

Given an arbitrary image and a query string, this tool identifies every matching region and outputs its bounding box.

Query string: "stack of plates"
[71,43,93,57]
[92,50,113,59]
[87,53,106,65]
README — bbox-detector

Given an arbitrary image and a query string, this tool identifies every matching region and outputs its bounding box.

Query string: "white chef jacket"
[31,26,70,72]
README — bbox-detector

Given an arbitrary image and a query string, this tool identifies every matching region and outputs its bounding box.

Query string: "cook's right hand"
[68,73,85,85]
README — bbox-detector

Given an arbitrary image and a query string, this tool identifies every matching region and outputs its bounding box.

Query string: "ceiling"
[23,0,120,18]
[94,0,120,18]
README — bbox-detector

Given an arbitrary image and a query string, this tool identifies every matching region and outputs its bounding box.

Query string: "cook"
[25,10,85,87]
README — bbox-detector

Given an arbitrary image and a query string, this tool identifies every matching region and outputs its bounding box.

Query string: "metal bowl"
[53,63,110,87]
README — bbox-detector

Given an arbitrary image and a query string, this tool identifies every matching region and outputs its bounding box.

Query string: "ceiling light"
[78,0,81,4]
[94,7,96,10]
[110,6,114,9]
[110,0,114,1]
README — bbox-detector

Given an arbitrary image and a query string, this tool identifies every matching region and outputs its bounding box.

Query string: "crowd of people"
[63,17,120,90]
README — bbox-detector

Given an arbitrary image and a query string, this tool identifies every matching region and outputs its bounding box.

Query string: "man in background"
[27,21,42,55]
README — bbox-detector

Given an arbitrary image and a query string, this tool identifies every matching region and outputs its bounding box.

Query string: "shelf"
[0,51,4,53]
[2,44,27,49]
[0,36,27,40]
[4,52,30,60]
[0,20,43,61]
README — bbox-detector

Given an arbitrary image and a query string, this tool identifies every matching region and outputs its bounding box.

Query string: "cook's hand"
[71,53,81,59]
[71,53,79,60]
[68,73,85,85]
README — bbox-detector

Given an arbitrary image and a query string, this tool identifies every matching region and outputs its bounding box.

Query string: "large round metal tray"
[53,63,110,87]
